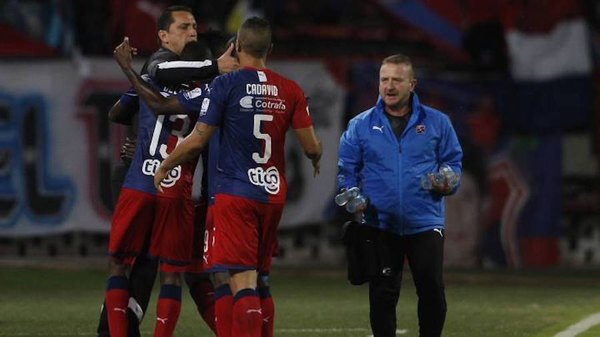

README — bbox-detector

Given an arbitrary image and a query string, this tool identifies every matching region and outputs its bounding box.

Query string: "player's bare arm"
[113,37,186,116]
[153,122,216,192]
[293,126,323,177]
[108,99,136,125]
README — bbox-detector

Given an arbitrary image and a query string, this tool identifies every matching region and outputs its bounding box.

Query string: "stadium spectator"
[114,16,322,337]
[336,54,463,337]
[0,0,74,56]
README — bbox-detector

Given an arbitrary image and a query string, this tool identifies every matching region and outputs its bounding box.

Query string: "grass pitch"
[1,261,600,337]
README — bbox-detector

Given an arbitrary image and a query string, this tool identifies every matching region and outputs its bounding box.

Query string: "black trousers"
[368,229,446,337]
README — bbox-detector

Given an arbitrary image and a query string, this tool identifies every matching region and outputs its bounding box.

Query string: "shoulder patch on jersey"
[200,98,210,116]
[257,71,267,82]
[183,87,203,100]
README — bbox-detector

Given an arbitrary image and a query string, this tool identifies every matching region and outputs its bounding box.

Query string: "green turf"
[1,266,600,337]
[579,323,600,337]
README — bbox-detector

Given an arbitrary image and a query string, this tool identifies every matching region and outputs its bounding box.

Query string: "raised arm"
[293,126,322,177]
[113,38,185,115]
[151,43,239,86]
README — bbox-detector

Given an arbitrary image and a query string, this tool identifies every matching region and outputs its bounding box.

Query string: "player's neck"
[239,54,266,69]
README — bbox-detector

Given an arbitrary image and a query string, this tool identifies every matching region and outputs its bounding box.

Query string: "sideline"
[553,313,600,337]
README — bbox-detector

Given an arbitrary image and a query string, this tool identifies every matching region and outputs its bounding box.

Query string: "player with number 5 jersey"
[179,68,311,204]
[148,17,323,337]
[113,17,322,337]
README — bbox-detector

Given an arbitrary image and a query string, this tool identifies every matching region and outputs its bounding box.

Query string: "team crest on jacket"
[416,124,426,134]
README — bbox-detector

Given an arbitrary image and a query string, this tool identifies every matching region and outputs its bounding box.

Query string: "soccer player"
[114,17,322,337]
[112,31,232,337]
[99,6,237,336]
[105,67,199,337]
[180,31,235,335]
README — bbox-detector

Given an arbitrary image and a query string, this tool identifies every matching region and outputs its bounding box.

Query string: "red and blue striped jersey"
[178,67,313,204]
[123,76,201,199]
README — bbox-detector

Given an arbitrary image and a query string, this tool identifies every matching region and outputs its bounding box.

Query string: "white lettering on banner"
[246,84,278,96]
[247,166,280,195]
[0,59,345,236]
[142,159,181,187]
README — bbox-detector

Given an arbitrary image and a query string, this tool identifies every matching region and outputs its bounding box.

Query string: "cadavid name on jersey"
[179,67,313,204]
[123,77,201,198]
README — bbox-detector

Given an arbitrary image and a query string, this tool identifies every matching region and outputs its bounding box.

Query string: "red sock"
[154,284,182,337]
[232,288,262,337]
[189,278,216,333]
[259,286,274,337]
[105,276,130,337]
[215,284,232,337]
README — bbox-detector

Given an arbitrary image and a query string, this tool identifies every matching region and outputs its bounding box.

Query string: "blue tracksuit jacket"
[337,92,463,235]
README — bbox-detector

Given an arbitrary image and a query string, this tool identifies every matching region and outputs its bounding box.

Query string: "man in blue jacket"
[337,54,463,337]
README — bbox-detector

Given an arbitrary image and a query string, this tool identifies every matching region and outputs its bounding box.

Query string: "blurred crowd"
[0,0,596,70]
[0,0,373,57]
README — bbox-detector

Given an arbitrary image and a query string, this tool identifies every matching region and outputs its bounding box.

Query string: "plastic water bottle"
[345,194,367,213]
[440,164,459,187]
[335,187,360,206]
[421,164,459,190]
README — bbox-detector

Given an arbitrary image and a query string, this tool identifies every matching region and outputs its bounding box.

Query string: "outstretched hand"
[217,43,240,74]
[113,37,138,69]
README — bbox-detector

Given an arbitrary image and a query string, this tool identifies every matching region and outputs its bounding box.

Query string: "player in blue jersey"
[115,17,322,337]
[107,77,201,337]
[102,7,238,337]
[114,31,232,336]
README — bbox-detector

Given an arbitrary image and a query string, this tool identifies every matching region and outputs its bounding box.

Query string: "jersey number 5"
[252,114,273,164]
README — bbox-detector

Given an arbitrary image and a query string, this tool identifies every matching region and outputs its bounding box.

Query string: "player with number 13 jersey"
[123,78,199,198]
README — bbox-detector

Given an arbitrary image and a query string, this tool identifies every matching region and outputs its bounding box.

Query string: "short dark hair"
[157,5,193,32]
[382,54,414,78]
[201,30,234,58]
[237,17,271,58]
[180,40,212,61]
